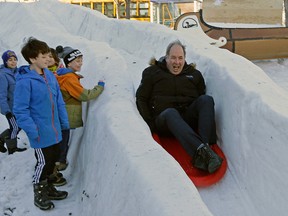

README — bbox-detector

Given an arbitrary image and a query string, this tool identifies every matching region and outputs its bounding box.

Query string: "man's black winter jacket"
[136,58,206,129]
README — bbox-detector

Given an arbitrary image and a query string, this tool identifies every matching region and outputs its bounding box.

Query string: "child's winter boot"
[46,183,68,200]
[6,138,27,154]
[0,138,7,153]
[34,181,54,210]
[55,161,68,171]
[0,129,10,153]
[48,167,67,187]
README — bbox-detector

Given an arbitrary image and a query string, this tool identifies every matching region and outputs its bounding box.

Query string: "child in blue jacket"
[13,37,69,211]
[0,50,27,154]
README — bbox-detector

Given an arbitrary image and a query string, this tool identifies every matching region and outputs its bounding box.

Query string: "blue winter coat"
[13,66,69,148]
[0,64,17,115]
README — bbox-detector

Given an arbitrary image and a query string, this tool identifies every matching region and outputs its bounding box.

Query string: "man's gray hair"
[165,40,186,57]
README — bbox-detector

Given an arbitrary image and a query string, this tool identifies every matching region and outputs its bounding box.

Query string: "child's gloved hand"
[98,80,105,87]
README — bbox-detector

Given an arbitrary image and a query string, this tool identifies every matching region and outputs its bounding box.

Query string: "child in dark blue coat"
[0,50,27,154]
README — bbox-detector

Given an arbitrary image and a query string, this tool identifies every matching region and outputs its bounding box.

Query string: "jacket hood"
[17,65,36,79]
[17,65,48,81]
[0,64,18,74]
[57,67,73,76]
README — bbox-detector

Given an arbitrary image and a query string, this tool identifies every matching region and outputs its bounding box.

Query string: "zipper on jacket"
[43,72,59,143]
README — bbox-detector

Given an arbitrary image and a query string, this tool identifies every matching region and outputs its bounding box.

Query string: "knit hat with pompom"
[56,45,82,67]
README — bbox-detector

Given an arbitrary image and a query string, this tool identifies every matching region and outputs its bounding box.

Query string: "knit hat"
[56,45,82,67]
[2,50,17,66]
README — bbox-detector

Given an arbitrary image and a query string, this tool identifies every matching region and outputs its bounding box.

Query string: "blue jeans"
[155,95,216,157]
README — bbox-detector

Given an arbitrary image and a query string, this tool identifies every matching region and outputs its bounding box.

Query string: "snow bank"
[181,33,288,215]
[0,1,213,215]
[1,0,288,215]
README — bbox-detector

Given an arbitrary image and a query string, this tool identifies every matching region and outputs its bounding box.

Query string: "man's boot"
[6,138,27,155]
[192,144,208,171]
[34,181,54,210]
[193,143,223,173]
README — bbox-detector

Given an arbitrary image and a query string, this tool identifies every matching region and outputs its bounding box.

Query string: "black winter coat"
[136,58,206,130]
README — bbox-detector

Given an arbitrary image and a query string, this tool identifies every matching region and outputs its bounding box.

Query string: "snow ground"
[0,1,288,216]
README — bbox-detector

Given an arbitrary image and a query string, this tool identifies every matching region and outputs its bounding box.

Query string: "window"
[120,3,126,18]
[130,2,137,16]
[104,2,115,18]
[93,3,103,13]
[139,2,149,17]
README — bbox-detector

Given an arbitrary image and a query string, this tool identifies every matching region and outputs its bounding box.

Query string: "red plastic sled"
[152,133,227,187]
